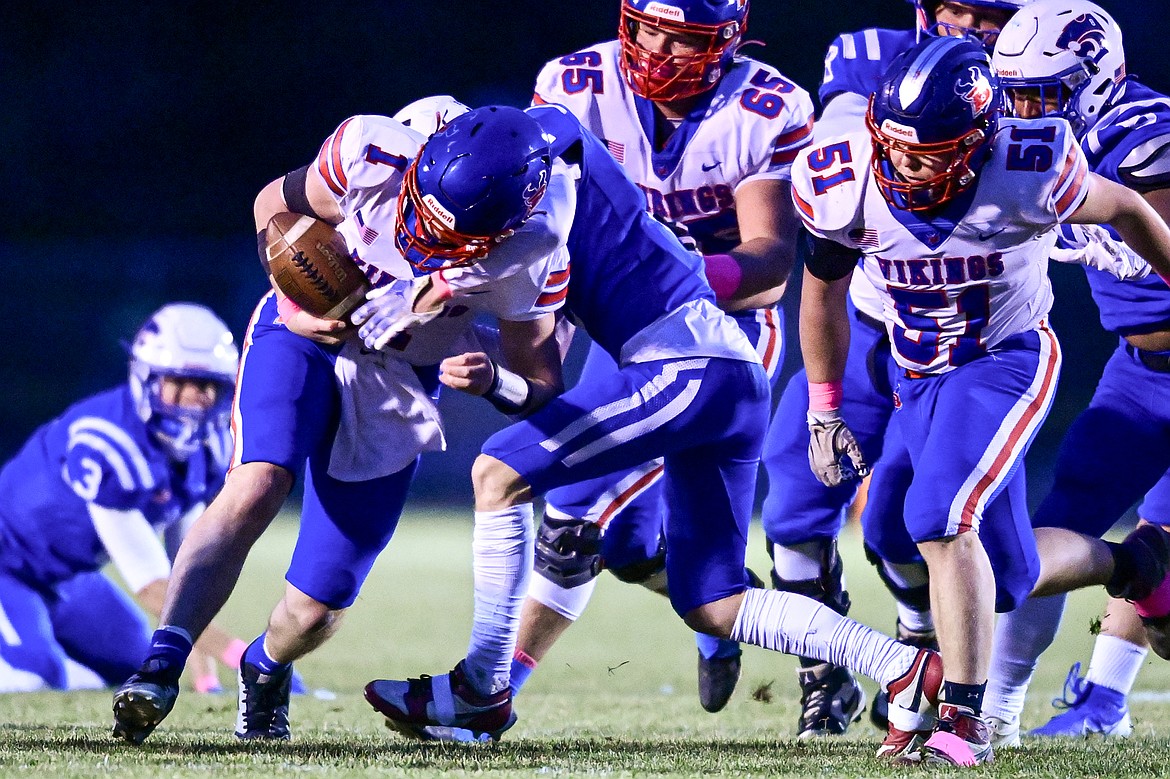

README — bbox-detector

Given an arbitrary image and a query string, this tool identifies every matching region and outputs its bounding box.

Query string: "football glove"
[1050,224,1151,281]
[352,277,443,351]
[807,409,869,488]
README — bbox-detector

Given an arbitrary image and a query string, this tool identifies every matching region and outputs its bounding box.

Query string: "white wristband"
[484,361,531,415]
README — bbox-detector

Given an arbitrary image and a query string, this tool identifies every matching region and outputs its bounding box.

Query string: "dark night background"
[3,1,1169,508]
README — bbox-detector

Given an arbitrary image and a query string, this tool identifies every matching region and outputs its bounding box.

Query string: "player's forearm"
[717,237,794,311]
[1110,205,1170,284]
[798,268,851,383]
[254,178,287,231]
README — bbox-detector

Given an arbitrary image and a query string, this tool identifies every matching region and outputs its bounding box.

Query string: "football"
[264,212,370,320]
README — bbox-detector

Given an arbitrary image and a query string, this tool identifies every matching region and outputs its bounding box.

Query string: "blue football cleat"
[1031,663,1132,738]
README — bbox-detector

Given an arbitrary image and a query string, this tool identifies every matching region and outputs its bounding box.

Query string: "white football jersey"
[533,41,814,250]
[792,116,1091,374]
[308,114,572,365]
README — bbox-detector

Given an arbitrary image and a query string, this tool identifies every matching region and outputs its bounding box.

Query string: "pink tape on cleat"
[922,730,977,766]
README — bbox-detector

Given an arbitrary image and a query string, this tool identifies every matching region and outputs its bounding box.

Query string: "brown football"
[264,212,370,320]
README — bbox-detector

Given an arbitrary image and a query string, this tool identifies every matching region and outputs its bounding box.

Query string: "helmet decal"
[1055,13,1108,64]
[956,66,996,116]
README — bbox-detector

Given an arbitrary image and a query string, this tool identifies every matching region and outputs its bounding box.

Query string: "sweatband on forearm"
[703,253,743,301]
[484,361,531,415]
[808,381,843,412]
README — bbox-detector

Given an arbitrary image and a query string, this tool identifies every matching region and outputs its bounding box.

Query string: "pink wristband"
[703,253,743,302]
[276,295,302,322]
[808,381,843,412]
[221,638,248,669]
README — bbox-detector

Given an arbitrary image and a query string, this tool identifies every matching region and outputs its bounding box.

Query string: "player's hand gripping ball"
[264,213,370,319]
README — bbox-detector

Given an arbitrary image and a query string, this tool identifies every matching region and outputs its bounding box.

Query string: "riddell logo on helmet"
[955,66,994,116]
[422,194,457,229]
[880,120,919,142]
[644,2,685,21]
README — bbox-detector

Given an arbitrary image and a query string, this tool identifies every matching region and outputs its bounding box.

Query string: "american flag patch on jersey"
[355,212,379,245]
[848,228,880,249]
[604,139,626,164]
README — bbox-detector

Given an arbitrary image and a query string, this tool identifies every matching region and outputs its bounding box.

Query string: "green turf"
[2,511,1169,777]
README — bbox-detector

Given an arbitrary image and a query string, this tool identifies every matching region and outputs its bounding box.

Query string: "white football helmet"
[392,95,471,138]
[128,303,239,460]
[992,0,1125,137]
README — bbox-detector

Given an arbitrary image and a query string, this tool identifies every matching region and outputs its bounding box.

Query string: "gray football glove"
[806,409,870,488]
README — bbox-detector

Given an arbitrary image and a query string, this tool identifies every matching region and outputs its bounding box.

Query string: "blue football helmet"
[128,303,239,461]
[619,0,748,102]
[394,105,552,273]
[908,0,1033,48]
[992,0,1125,138]
[867,36,1001,211]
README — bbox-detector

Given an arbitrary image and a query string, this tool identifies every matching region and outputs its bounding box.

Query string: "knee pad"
[767,537,851,616]
[864,544,931,612]
[607,537,666,585]
[534,513,603,589]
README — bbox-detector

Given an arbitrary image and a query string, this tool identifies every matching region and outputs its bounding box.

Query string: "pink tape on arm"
[703,253,743,302]
[1135,573,1170,620]
[276,295,302,322]
[432,270,454,302]
[221,638,248,669]
[808,381,843,412]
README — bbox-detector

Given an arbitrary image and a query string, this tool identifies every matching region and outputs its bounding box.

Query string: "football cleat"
[235,662,292,740]
[1030,663,1132,739]
[870,621,938,730]
[365,662,517,743]
[697,644,742,713]
[796,664,867,738]
[111,665,181,745]
[921,704,994,766]
[877,648,943,762]
[987,715,1022,749]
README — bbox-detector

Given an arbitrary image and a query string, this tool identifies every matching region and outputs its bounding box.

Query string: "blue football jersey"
[0,386,228,587]
[527,103,755,365]
[1080,81,1170,335]
[819,28,917,107]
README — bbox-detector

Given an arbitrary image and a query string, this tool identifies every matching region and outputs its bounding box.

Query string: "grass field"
[3,510,1170,777]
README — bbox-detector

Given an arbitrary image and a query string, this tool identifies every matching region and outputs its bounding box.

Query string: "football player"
[794,34,1170,765]
[364,103,973,750]
[982,0,1170,743]
[0,303,246,694]
[763,0,1034,733]
[111,102,574,744]
[513,0,823,724]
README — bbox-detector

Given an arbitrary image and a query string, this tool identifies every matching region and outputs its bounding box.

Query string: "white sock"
[984,594,1067,723]
[896,601,935,634]
[1086,634,1148,695]
[527,572,596,622]
[730,588,916,686]
[464,504,534,696]
[772,541,823,582]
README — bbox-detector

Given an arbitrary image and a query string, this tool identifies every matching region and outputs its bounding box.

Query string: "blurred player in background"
[982,0,1170,744]
[762,0,1033,733]
[512,0,820,724]
[112,100,572,744]
[0,303,246,694]
[795,34,1170,765]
